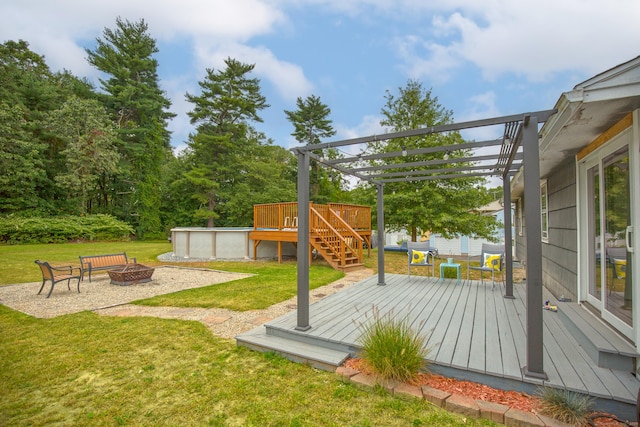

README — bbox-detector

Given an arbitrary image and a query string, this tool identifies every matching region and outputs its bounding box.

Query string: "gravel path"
[0,266,250,319]
[96,268,374,339]
[0,264,374,340]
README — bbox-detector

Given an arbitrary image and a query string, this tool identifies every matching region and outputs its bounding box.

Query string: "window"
[540,180,548,242]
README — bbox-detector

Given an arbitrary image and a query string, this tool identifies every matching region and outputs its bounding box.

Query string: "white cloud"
[389,0,640,82]
[332,114,385,156]
[0,0,290,79]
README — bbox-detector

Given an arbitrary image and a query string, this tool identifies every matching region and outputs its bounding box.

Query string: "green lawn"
[0,242,500,426]
[0,241,173,285]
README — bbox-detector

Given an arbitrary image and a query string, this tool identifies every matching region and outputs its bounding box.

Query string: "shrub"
[536,387,593,426]
[357,305,430,383]
[0,214,135,244]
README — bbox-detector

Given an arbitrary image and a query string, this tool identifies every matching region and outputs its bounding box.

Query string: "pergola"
[292,109,556,379]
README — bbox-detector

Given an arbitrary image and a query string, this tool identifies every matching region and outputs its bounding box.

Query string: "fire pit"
[108,264,155,286]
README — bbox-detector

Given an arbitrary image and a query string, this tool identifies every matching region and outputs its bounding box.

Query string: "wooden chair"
[407,241,437,280]
[35,260,82,298]
[468,243,504,289]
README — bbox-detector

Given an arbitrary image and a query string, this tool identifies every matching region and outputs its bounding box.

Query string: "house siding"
[544,158,578,301]
[515,157,578,301]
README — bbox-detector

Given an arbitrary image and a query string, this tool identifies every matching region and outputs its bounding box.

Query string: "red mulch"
[343,358,635,426]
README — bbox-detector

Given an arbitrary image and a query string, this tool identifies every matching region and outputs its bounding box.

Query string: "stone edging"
[335,366,572,427]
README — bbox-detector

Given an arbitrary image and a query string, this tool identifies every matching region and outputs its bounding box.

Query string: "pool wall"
[170,227,296,260]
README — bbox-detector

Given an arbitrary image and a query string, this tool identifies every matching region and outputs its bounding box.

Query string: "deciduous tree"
[45,96,120,215]
[373,80,497,241]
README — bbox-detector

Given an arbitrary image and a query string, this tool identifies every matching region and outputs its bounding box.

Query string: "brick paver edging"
[335,366,572,427]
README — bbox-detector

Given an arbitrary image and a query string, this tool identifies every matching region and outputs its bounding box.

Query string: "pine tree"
[184,58,269,227]
[285,95,341,203]
[86,17,175,238]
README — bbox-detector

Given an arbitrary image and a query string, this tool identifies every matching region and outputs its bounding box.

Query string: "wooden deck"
[237,273,640,418]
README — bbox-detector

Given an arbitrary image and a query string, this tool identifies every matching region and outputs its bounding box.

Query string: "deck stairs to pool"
[309,206,364,272]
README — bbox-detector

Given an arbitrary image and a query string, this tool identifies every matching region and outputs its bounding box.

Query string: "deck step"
[557,302,638,371]
[236,326,350,372]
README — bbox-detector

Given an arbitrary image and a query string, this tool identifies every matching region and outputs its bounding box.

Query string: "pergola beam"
[376,170,521,183]
[326,138,505,165]
[348,153,523,173]
[366,163,522,180]
[303,110,556,151]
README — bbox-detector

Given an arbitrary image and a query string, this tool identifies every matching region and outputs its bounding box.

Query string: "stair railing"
[310,207,362,266]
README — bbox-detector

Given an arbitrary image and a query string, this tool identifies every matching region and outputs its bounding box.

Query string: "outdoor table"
[440,260,461,285]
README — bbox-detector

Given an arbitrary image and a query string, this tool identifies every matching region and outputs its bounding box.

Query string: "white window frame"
[540,180,549,243]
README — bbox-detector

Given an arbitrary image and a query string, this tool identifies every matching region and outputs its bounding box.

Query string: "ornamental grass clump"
[357,306,430,383]
[536,386,594,426]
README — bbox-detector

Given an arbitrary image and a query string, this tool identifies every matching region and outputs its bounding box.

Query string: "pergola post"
[295,149,311,331]
[522,115,547,379]
[503,175,515,299]
[376,183,386,285]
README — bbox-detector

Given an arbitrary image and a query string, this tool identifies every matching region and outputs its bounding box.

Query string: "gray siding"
[514,157,578,301]
[544,158,578,300]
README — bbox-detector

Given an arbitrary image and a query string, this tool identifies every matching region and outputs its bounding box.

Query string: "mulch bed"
[343,358,636,426]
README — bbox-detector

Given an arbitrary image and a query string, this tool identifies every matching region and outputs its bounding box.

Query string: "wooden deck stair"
[309,206,364,272]
[310,233,363,272]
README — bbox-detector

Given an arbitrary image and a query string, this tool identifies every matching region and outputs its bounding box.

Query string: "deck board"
[450,280,479,370]
[468,283,487,373]
[247,273,640,409]
[484,286,504,375]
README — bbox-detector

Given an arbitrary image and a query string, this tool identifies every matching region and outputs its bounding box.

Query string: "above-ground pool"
[170,227,296,260]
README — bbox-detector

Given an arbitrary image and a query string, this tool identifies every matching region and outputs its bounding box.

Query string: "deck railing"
[253,202,371,232]
[253,202,299,230]
[327,203,371,230]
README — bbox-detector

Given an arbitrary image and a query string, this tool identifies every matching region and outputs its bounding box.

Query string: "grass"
[0,241,509,425]
[0,241,342,311]
[0,241,172,285]
[137,260,343,311]
[0,304,498,426]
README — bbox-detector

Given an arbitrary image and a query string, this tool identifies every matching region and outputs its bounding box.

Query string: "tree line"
[1,17,499,242]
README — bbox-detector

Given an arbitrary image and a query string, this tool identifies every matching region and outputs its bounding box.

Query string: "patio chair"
[35,260,82,298]
[468,243,504,290]
[407,241,436,280]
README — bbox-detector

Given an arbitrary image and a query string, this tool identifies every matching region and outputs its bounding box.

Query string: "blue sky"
[2,0,640,156]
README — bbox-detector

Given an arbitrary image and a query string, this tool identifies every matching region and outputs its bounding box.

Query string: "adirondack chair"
[35,260,82,298]
[468,243,504,289]
[407,241,436,280]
